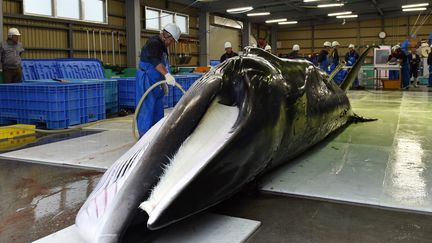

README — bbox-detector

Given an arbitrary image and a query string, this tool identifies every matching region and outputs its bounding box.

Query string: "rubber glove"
[164,73,176,86]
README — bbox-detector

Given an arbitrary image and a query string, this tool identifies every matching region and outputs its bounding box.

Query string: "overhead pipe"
[86,29,90,58]
[112,31,116,65]
[92,30,96,59]
[99,30,103,62]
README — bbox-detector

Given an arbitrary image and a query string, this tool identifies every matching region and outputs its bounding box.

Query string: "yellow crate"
[0,124,36,139]
[0,136,37,151]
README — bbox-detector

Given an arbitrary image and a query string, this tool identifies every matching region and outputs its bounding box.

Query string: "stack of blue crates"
[116,74,202,110]
[117,77,136,109]
[0,83,84,129]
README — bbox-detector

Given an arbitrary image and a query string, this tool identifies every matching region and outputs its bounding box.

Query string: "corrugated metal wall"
[277,16,432,61]
[3,0,127,65]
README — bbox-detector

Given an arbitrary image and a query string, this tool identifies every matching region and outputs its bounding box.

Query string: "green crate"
[104,69,114,79]
[120,68,136,77]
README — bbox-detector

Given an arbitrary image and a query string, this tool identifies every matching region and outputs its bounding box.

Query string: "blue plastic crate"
[0,83,83,129]
[77,82,106,123]
[22,60,38,81]
[57,58,105,79]
[117,78,136,109]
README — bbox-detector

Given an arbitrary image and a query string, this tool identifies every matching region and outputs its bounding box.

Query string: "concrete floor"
[2,90,432,242]
[0,159,102,242]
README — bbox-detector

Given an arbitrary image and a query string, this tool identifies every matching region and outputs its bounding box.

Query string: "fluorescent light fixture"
[328,11,352,16]
[226,6,253,13]
[265,18,287,23]
[303,0,320,2]
[278,21,298,25]
[247,12,270,16]
[317,3,344,8]
[402,3,429,8]
[336,14,358,18]
[402,7,427,11]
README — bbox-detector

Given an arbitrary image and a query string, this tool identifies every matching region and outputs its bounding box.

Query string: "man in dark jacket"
[0,28,24,83]
[288,44,301,59]
[408,47,421,87]
[220,42,238,63]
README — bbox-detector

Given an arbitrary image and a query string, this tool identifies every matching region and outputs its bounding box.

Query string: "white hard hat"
[332,41,340,47]
[392,45,400,50]
[8,28,21,36]
[224,42,232,48]
[264,45,272,51]
[421,42,429,47]
[163,23,181,42]
[252,44,257,48]
[293,44,300,51]
[348,44,355,49]
[324,41,332,47]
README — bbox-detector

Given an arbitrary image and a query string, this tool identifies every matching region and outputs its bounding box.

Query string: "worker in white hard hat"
[318,41,332,73]
[387,45,401,80]
[345,44,361,88]
[288,44,301,59]
[328,41,344,84]
[220,41,238,63]
[0,28,24,83]
[264,45,272,53]
[136,23,181,136]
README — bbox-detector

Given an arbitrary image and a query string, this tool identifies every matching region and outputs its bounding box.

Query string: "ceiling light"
[265,18,287,23]
[336,14,358,18]
[328,11,352,16]
[402,3,429,8]
[402,7,427,11]
[247,12,271,16]
[226,6,253,13]
[317,3,344,8]
[278,21,298,25]
[303,0,320,2]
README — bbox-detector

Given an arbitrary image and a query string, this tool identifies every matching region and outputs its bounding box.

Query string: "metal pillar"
[271,27,277,53]
[0,0,3,40]
[241,20,251,50]
[125,0,141,67]
[199,11,210,66]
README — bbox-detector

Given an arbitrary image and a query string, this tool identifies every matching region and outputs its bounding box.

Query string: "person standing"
[388,45,400,80]
[136,23,180,137]
[395,46,410,89]
[330,41,343,84]
[220,42,238,62]
[0,28,24,83]
[345,44,360,88]
[408,47,421,87]
[288,44,301,59]
[428,44,432,88]
[318,41,332,73]
[264,45,272,53]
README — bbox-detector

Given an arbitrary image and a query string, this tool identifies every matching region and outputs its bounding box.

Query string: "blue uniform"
[136,36,169,137]
[345,50,359,87]
[400,39,411,88]
[318,49,330,73]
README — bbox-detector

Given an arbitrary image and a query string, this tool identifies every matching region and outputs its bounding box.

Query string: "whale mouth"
[140,98,240,229]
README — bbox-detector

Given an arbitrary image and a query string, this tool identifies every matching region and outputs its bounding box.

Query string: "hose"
[132,80,186,139]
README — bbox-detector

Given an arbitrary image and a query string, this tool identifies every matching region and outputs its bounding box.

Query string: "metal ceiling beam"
[370,0,384,16]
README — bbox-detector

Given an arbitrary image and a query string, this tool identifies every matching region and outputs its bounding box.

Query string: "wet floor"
[0,160,102,243]
[214,192,432,243]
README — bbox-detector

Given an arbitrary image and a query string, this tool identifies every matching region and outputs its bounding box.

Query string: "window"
[145,7,189,34]
[23,0,107,23]
[57,0,79,19]
[23,0,52,16]
[84,0,105,22]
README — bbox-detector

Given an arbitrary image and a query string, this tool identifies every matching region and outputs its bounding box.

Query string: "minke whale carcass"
[75,47,375,242]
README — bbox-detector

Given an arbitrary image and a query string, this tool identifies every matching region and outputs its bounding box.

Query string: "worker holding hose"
[136,23,181,137]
